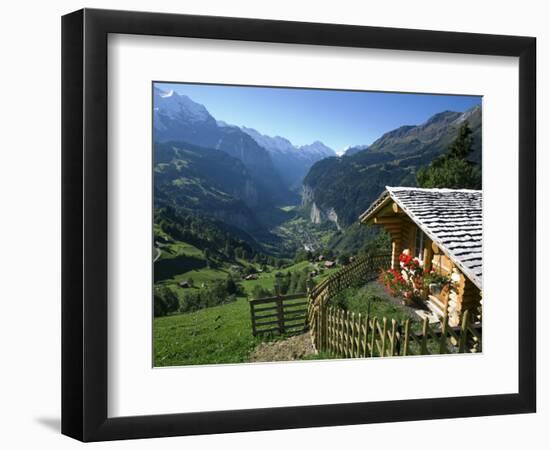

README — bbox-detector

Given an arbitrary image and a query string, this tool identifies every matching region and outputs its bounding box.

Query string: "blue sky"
[155,82,481,152]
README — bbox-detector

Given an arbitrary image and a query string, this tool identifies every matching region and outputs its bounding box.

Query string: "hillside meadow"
[153,239,338,366]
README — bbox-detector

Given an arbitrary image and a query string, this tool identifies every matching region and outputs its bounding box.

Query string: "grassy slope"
[154,240,228,303]
[153,242,338,366]
[155,237,335,300]
[154,297,261,366]
[154,294,312,367]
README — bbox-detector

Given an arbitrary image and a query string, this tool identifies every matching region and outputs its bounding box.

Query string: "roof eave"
[358,188,391,223]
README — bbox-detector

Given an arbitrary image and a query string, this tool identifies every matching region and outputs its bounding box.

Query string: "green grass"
[154,239,233,303]
[154,297,263,366]
[154,293,309,367]
[153,257,325,366]
[239,260,338,296]
[330,281,415,324]
[155,240,207,282]
[153,236,343,366]
[157,240,204,261]
[155,251,327,305]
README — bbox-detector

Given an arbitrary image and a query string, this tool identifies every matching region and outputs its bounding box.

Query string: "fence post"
[321,303,326,351]
[339,309,344,357]
[439,310,448,354]
[276,296,285,335]
[332,307,336,355]
[315,306,320,350]
[326,306,332,353]
[349,313,355,358]
[249,301,257,337]
[403,319,410,356]
[363,314,369,358]
[356,313,362,358]
[421,317,429,355]
[313,305,321,350]
[390,319,397,356]
[370,318,377,357]
[458,309,470,353]
[381,317,388,357]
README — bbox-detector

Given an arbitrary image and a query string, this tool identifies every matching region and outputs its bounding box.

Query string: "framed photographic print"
[62,8,536,441]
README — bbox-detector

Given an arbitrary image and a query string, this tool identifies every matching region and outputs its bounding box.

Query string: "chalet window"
[415,228,426,263]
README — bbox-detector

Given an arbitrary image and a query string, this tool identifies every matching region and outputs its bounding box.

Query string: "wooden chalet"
[360,187,482,326]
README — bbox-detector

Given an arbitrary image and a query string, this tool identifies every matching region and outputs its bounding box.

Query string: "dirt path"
[249,333,316,362]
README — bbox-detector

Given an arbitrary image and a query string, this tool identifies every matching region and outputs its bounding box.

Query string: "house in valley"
[360,187,482,326]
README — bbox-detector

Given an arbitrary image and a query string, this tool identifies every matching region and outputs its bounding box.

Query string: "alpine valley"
[153,87,481,261]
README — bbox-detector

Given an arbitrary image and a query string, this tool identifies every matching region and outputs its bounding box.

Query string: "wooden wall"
[367,204,482,326]
[431,246,482,326]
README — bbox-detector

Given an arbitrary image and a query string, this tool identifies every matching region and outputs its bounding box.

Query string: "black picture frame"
[62,8,536,442]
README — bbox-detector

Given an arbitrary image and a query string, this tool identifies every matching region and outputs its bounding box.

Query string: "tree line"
[416,122,481,190]
[154,275,244,317]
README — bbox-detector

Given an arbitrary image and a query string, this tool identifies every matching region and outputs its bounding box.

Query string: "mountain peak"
[159,89,175,98]
[455,104,481,124]
[299,141,336,157]
[422,110,460,127]
[241,127,296,154]
[154,87,213,124]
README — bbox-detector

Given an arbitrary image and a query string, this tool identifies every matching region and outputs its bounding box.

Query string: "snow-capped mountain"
[154,88,214,126]
[241,128,336,190]
[242,127,335,158]
[216,120,234,128]
[153,86,336,194]
[241,127,297,154]
[298,141,336,158]
[153,87,293,203]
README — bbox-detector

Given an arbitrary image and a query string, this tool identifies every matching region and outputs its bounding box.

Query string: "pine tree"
[225,276,237,295]
[416,122,481,189]
[448,122,473,159]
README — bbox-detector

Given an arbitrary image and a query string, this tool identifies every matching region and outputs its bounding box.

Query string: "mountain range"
[154,88,335,196]
[302,105,481,228]
[153,86,481,256]
[240,127,335,190]
[367,106,481,161]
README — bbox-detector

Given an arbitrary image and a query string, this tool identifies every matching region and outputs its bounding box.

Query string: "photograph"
[152,82,483,367]
[0,1,542,446]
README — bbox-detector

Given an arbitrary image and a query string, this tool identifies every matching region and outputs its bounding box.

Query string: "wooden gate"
[249,293,308,336]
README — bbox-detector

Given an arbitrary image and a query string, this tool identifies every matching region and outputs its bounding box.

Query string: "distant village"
[175,253,348,291]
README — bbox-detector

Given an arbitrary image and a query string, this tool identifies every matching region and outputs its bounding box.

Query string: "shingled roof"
[360,187,482,289]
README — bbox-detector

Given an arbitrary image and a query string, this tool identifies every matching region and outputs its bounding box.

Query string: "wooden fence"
[249,293,308,336]
[308,253,391,350]
[307,253,482,357]
[324,307,481,357]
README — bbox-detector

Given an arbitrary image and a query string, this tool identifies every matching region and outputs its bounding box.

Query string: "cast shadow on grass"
[154,255,206,282]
